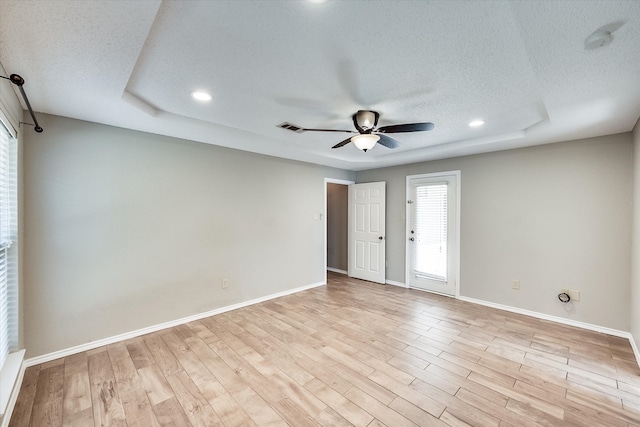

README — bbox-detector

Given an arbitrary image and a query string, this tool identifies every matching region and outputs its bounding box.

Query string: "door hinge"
[407,200,414,204]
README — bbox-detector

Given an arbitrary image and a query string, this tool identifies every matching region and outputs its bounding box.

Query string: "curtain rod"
[1,74,43,133]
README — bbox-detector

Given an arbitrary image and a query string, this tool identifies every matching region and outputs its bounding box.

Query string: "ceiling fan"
[279,110,434,152]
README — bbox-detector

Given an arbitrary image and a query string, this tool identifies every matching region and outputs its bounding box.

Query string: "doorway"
[325,178,353,281]
[325,179,387,285]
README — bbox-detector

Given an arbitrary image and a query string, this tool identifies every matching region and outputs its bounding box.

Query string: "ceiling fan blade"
[302,128,355,133]
[377,122,434,133]
[332,136,352,149]
[376,134,400,149]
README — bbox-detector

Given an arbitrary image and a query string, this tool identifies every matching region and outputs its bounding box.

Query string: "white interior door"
[348,182,386,284]
[407,172,459,295]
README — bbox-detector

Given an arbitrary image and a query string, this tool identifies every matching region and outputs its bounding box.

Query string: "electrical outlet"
[512,280,520,290]
[570,290,580,301]
[222,279,229,289]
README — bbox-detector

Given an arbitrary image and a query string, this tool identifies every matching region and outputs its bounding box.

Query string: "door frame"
[405,170,461,297]
[324,178,354,284]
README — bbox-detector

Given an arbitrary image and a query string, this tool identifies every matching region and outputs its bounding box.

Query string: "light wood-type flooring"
[8,272,640,426]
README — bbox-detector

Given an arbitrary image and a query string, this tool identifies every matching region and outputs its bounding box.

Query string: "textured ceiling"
[1,0,639,170]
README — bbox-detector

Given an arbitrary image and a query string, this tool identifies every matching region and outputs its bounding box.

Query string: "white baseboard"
[629,333,640,369]
[457,295,630,338]
[458,295,640,367]
[24,281,326,368]
[327,267,347,275]
[385,280,407,288]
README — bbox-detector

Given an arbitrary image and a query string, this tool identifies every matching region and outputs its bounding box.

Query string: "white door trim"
[324,178,354,284]
[405,171,461,297]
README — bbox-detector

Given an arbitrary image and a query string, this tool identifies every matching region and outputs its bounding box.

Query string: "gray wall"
[327,183,348,271]
[357,134,633,331]
[23,114,354,357]
[632,120,640,349]
[18,111,638,356]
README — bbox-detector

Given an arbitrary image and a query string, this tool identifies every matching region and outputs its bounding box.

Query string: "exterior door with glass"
[406,172,459,295]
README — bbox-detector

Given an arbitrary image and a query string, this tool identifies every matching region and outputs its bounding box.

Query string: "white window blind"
[412,183,448,281]
[0,120,16,371]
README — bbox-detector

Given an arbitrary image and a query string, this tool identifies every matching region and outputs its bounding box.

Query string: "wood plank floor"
[9,272,640,426]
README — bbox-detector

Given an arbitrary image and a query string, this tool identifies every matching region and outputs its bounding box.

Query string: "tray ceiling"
[1,1,639,170]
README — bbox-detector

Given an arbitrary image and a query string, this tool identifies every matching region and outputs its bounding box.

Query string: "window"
[0,119,16,371]
[413,183,448,281]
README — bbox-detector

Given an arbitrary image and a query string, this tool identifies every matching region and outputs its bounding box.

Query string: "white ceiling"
[1,0,639,171]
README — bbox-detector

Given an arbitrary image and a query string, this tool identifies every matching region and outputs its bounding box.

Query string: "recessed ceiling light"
[308,0,331,3]
[469,120,485,127]
[190,91,212,102]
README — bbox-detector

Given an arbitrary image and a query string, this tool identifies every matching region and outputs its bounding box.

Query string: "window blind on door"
[412,183,447,281]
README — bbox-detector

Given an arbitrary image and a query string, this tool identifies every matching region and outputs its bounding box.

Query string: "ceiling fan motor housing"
[354,110,379,133]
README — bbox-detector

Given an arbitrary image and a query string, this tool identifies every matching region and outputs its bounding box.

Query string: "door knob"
[379,236,384,240]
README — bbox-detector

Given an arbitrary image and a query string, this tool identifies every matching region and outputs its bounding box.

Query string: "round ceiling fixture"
[584,30,613,50]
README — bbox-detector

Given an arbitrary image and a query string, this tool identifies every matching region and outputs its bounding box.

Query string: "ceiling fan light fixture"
[351,134,379,152]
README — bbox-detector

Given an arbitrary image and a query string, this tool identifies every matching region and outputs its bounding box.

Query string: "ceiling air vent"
[278,122,304,133]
